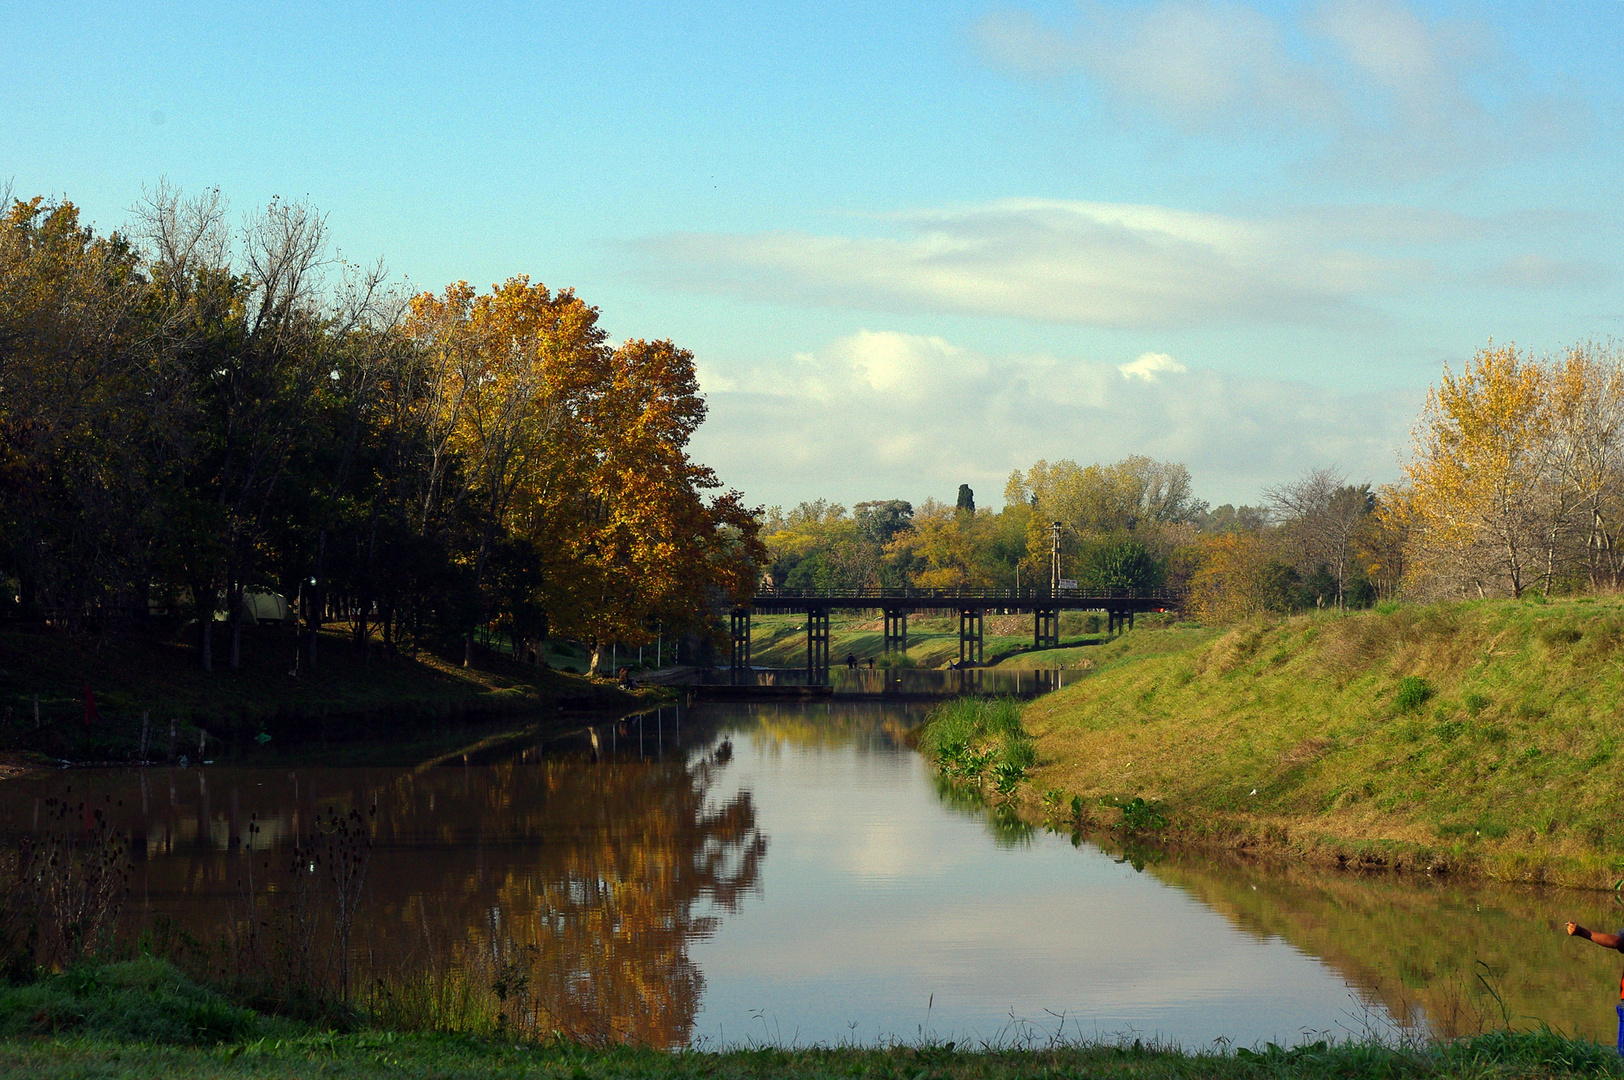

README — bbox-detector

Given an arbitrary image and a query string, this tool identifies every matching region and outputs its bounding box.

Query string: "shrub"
[1396,675,1433,713]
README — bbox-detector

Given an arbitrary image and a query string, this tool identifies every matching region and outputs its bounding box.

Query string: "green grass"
[0,1027,1620,1079]
[1014,597,1624,887]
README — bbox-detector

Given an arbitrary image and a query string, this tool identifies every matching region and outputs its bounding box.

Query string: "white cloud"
[972,0,1589,179]
[640,199,1416,331]
[1480,254,1607,292]
[690,331,1419,509]
[1118,351,1188,381]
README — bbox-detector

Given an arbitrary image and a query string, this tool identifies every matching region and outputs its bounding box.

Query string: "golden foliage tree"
[1402,342,1624,598]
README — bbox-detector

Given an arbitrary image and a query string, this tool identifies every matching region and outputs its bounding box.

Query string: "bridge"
[730,586,1181,674]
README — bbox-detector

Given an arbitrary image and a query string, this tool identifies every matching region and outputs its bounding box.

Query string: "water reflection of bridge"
[699,666,1080,699]
[732,587,1180,675]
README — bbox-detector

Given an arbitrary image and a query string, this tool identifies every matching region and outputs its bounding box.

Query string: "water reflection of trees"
[731,702,924,752]
[369,752,766,1046]
[0,746,767,1048]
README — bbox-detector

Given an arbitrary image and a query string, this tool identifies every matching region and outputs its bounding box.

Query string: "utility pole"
[1050,520,1062,592]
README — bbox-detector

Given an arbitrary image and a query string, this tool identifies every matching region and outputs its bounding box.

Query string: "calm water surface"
[0,699,1613,1048]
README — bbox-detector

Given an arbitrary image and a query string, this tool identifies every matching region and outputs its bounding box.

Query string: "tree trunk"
[309,531,326,673]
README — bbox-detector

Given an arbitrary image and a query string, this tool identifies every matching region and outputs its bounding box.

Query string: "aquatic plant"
[1107,796,1167,833]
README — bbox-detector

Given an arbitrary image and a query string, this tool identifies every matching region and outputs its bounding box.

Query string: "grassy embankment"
[0,624,667,765]
[746,612,1143,669]
[0,958,1619,1079]
[935,597,1624,888]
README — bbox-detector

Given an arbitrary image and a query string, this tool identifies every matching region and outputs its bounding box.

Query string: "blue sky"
[5,0,1621,508]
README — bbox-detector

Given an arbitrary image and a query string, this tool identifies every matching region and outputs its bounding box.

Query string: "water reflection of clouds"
[689,708,1373,1047]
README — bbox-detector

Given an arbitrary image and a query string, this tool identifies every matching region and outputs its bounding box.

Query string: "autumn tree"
[405,277,610,665]
[1406,343,1552,598]
[542,338,764,673]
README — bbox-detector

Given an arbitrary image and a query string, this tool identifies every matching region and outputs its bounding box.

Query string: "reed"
[918,697,1037,798]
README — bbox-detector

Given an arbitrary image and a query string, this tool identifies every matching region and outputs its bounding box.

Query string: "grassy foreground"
[1003,597,1624,887]
[4,1033,1622,1080]
[0,960,1620,1079]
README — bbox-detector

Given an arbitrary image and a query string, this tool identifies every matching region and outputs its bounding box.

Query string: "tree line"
[759,454,1384,622]
[0,187,763,671]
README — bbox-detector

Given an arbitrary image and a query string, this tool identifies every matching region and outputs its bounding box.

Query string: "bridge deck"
[743,588,1178,613]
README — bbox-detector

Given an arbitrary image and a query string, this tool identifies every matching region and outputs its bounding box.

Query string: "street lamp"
[1050,520,1062,593]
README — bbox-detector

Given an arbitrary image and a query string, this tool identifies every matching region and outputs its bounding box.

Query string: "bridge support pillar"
[730,608,751,669]
[1106,610,1134,635]
[806,607,830,679]
[959,608,983,666]
[1034,607,1058,650]
[883,607,907,657]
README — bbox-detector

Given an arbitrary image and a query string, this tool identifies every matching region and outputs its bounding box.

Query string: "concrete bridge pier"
[1034,607,1058,650]
[1106,610,1134,635]
[958,608,984,666]
[730,608,751,669]
[882,607,908,657]
[805,606,830,678]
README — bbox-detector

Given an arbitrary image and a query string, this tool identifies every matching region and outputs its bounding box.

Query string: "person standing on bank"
[1566,920,1624,1052]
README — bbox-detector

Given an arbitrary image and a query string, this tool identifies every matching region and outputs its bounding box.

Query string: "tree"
[1406,343,1550,598]
[955,484,975,514]
[532,338,764,673]
[1006,456,1204,581]
[1186,533,1296,624]
[1263,467,1373,608]
[406,277,610,665]
[885,500,1004,590]
[854,500,912,546]
[1076,536,1164,592]
[1545,342,1624,590]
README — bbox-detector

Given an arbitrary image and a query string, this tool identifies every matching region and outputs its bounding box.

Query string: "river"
[0,689,1614,1049]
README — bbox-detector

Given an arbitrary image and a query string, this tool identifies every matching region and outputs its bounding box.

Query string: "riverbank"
[0,960,1616,1079]
[991,597,1624,889]
[0,624,671,764]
